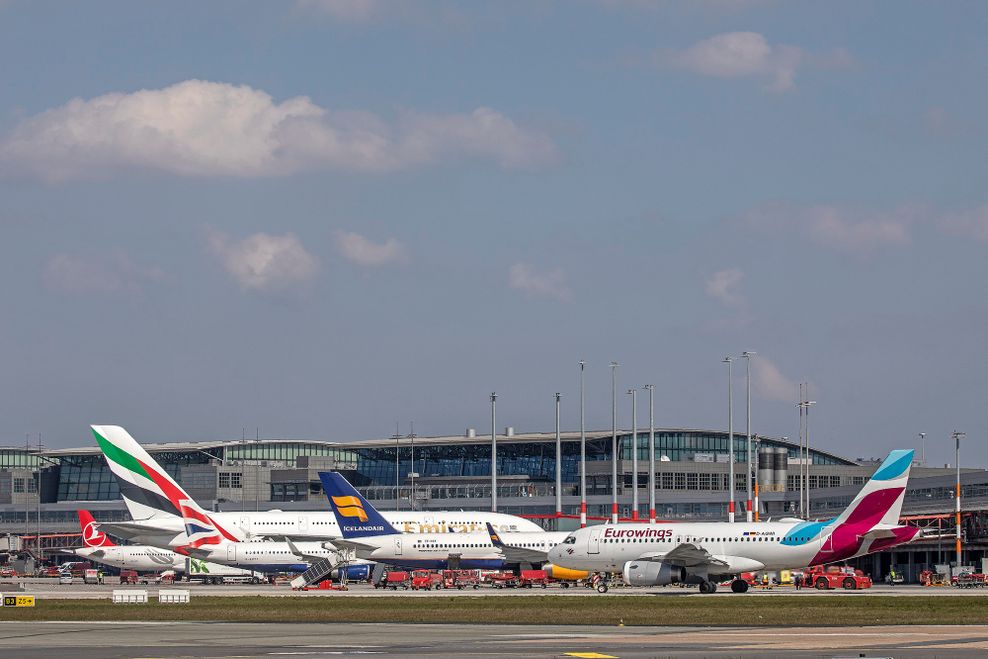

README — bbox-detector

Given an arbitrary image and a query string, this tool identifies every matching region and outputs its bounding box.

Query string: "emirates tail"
[78,509,116,548]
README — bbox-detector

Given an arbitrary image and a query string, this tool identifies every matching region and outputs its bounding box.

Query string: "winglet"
[486,522,505,548]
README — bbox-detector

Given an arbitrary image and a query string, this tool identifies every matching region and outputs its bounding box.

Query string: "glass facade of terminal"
[35,430,852,503]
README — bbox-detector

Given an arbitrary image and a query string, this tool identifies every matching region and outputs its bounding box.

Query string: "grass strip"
[3,596,988,625]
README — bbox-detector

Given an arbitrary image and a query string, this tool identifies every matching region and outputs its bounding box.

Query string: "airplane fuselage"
[350,530,570,570]
[549,520,920,575]
[73,545,185,572]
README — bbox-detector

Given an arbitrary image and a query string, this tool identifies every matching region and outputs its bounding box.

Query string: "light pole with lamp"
[627,388,638,520]
[919,432,927,467]
[742,351,755,522]
[952,430,966,567]
[554,392,562,517]
[579,360,587,527]
[610,361,619,524]
[490,393,497,513]
[724,356,735,523]
[643,384,656,523]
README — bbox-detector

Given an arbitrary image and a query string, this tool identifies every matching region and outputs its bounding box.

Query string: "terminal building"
[2,427,986,581]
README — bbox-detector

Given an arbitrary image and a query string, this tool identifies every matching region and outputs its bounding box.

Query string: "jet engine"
[623,560,685,586]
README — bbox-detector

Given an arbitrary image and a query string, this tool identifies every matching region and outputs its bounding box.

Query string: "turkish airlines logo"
[83,521,108,547]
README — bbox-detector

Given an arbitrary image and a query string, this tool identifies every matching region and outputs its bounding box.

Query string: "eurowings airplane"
[170,499,363,573]
[547,449,921,593]
[70,509,185,572]
[91,425,543,546]
[320,471,571,570]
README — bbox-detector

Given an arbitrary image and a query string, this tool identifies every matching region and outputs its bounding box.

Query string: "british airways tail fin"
[174,499,225,554]
[318,472,398,538]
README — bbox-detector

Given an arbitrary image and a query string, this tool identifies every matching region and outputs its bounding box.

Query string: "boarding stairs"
[290,549,353,590]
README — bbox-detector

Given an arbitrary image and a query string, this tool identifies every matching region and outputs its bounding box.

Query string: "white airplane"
[70,509,185,572]
[91,424,544,546]
[547,449,922,593]
[170,499,365,574]
[320,471,573,571]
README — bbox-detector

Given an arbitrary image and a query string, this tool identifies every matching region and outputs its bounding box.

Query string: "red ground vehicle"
[0,567,16,579]
[518,569,549,588]
[806,565,872,590]
[411,570,444,590]
[380,571,411,590]
[43,566,61,578]
[488,572,519,588]
[442,570,480,590]
[119,570,139,584]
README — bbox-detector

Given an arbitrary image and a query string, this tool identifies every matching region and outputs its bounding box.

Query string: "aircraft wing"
[96,521,164,540]
[485,523,549,564]
[285,538,346,564]
[637,543,730,569]
[330,538,380,553]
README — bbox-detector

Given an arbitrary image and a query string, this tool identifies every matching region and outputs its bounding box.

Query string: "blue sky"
[1,1,986,466]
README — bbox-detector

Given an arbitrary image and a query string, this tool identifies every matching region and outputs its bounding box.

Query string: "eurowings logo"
[332,495,368,522]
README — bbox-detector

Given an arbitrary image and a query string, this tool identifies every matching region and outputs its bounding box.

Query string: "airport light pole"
[579,360,587,528]
[952,431,966,567]
[555,392,562,517]
[611,362,619,523]
[796,386,816,518]
[644,384,656,524]
[409,423,417,511]
[742,351,755,523]
[392,424,402,511]
[724,356,735,523]
[490,392,498,513]
[919,432,927,466]
[628,388,638,521]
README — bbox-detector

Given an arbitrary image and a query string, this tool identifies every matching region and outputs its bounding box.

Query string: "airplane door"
[588,527,601,554]
[240,516,250,538]
[298,515,308,533]
[227,544,237,562]
[394,537,403,556]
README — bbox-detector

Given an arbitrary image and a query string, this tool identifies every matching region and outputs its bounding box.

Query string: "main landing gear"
[698,580,718,594]
[730,579,749,594]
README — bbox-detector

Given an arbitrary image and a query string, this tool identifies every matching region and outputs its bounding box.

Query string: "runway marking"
[563,653,618,658]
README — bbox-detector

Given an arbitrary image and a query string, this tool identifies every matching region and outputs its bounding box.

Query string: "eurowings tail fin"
[318,472,398,538]
[834,449,915,528]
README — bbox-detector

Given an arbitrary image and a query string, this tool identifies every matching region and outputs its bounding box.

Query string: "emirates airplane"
[90,425,543,547]
[547,449,921,593]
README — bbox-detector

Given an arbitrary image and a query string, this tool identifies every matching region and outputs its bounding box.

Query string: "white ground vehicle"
[185,558,264,585]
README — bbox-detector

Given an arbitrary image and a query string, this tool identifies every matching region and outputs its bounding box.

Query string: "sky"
[0,1,986,466]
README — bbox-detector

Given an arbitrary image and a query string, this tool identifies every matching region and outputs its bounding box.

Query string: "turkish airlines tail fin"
[77,509,116,548]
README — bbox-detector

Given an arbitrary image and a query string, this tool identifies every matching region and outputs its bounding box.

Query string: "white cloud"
[938,205,988,241]
[666,32,803,91]
[745,203,915,254]
[208,230,319,292]
[751,355,797,402]
[297,0,381,22]
[335,231,407,266]
[0,80,557,180]
[43,251,165,295]
[705,268,745,308]
[508,263,572,301]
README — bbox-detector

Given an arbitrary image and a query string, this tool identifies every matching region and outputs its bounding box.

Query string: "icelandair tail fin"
[318,472,398,539]
[78,510,115,548]
[834,449,915,527]
[175,499,225,552]
[91,424,242,541]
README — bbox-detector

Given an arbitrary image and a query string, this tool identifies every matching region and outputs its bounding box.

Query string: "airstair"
[289,548,353,589]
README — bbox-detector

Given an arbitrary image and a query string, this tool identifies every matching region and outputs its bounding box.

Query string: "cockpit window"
[563,535,576,545]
